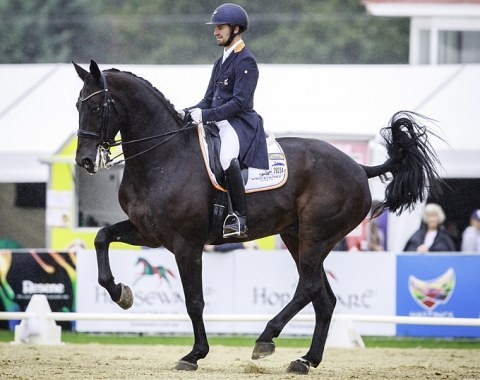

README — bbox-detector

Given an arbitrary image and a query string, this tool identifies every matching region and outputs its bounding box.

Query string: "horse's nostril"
[82,158,94,173]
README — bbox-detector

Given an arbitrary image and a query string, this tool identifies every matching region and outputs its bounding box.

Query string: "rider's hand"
[176,109,186,119]
[189,108,202,124]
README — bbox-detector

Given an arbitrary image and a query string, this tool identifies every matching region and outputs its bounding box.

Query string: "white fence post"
[326,315,365,348]
[13,294,62,345]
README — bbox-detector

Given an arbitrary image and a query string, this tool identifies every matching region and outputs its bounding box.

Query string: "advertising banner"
[325,252,396,335]
[76,249,234,333]
[0,250,76,330]
[233,251,396,335]
[231,249,312,335]
[76,249,395,335]
[396,254,480,337]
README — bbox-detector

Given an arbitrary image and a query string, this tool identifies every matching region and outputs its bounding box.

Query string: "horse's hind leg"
[287,267,336,374]
[253,233,337,375]
[94,219,147,309]
[252,233,308,359]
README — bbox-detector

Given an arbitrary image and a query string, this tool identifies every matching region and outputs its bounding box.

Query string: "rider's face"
[213,24,230,47]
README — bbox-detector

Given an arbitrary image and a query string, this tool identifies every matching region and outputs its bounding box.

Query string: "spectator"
[368,201,386,251]
[461,209,480,252]
[403,203,456,252]
[332,238,348,251]
[368,218,386,252]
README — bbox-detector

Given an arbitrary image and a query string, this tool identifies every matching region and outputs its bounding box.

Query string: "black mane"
[105,68,182,121]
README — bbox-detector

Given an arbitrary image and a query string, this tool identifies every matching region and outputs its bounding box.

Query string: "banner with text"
[0,249,76,330]
[76,249,395,335]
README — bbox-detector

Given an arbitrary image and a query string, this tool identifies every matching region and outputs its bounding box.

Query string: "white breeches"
[216,120,240,170]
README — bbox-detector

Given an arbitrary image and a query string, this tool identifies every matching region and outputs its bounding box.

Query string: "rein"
[78,71,197,169]
[106,122,197,167]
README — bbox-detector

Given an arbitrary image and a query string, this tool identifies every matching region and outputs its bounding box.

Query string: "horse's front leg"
[173,243,209,371]
[94,219,147,309]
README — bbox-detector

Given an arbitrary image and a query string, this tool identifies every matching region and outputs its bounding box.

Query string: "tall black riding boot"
[223,158,248,238]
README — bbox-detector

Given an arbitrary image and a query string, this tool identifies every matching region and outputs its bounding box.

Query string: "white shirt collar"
[223,39,243,63]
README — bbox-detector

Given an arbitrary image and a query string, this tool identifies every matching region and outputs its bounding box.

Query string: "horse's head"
[73,60,118,174]
[136,257,147,266]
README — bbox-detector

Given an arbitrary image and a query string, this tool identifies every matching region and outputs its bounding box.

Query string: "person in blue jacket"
[186,3,268,239]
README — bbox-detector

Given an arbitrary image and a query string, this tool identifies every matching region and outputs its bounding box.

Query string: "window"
[438,30,480,64]
[419,29,431,64]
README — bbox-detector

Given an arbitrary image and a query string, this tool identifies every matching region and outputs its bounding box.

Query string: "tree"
[0,0,105,63]
[99,0,409,64]
[0,0,409,64]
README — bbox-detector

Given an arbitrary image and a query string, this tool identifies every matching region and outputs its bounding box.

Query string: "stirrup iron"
[223,213,245,238]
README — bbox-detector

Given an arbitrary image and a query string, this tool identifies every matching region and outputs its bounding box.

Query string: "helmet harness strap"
[225,25,237,47]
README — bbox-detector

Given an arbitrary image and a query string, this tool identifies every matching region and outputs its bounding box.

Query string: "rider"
[185,3,268,238]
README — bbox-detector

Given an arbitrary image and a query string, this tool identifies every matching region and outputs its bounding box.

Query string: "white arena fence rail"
[1,311,480,326]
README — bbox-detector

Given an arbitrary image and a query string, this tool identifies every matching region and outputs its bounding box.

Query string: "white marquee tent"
[1,63,479,251]
[1,63,479,183]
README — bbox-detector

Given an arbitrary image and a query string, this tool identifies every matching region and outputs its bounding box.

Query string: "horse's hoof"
[251,341,275,360]
[116,284,134,310]
[286,358,310,375]
[175,360,198,371]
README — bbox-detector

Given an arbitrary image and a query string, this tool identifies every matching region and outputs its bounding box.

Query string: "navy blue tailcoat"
[193,41,269,170]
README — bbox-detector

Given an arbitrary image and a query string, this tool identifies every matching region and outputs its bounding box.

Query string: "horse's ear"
[72,61,88,81]
[89,60,102,82]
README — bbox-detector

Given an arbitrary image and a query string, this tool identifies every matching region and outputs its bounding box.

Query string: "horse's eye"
[91,106,101,113]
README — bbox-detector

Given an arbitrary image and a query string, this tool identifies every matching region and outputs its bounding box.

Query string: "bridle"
[77,70,197,170]
[77,70,113,144]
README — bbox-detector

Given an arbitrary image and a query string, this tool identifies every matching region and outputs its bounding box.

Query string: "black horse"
[73,60,441,375]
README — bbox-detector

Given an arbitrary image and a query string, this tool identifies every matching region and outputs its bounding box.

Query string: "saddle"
[198,124,288,193]
[197,124,288,243]
[202,124,229,188]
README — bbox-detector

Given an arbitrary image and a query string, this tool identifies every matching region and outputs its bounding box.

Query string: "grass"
[1,330,480,349]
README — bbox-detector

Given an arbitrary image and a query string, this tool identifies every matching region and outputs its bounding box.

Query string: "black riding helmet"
[207,3,249,46]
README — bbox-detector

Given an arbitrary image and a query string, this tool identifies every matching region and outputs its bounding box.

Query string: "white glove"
[189,108,202,124]
[176,109,186,119]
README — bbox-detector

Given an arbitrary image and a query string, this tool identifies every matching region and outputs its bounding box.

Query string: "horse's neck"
[119,93,187,162]
[116,76,204,185]
[120,115,202,188]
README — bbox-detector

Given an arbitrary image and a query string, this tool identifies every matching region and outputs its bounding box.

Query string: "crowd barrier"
[1,249,480,341]
[1,294,479,347]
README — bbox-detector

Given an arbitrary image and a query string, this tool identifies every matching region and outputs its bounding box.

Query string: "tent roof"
[1,63,479,182]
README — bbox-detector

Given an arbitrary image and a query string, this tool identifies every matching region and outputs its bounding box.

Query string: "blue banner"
[396,254,480,337]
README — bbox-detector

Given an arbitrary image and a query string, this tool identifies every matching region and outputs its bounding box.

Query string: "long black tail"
[362,111,444,216]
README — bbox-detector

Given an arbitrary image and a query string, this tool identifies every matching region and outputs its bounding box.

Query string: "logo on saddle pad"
[198,125,288,193]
